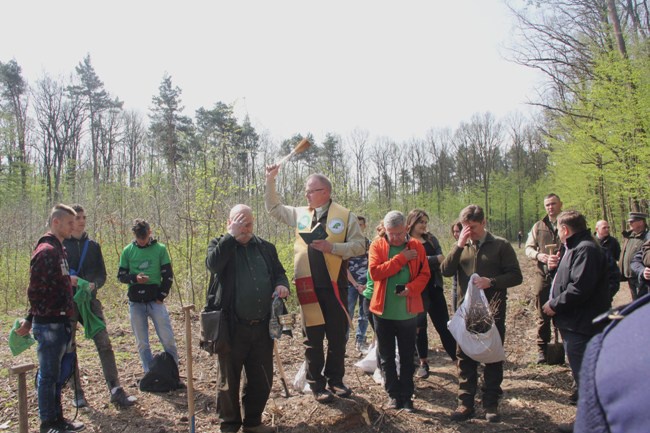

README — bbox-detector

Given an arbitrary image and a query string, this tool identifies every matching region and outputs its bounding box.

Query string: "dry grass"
[0,245,632,432]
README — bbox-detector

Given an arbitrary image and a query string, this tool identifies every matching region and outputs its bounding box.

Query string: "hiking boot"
[328,382,352,398]
[557,421,574,433]
[415,363,430,379]
[536,351,547,364]
[55,418,85,431]
[242,424,276,433]
[485,406,501,423]
[313,389,334,403]
[450,405,475,422]
[110,386,137,408]
[401,399,414,412]
[40,422,76,433]
[71,392,87,408]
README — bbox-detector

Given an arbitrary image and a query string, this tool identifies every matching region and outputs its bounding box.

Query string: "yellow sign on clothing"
[293,202,350,327]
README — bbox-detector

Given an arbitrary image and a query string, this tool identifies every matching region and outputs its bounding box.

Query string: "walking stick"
[183,305,196,433]
[10,363,35,433]
[273,341,291,398]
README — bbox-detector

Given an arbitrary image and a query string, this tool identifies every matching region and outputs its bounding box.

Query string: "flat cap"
[628,212,648,222]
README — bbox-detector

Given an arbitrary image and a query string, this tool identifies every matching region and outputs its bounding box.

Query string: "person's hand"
[228,211,253,244]
[537,253,549,264]
[311,239,333,254]
[137,273,149,284]
[472,275,492,290]
[274,285,290,299]
[70,275,78,287]
[644,266,650,281]
[155,299,163,304]
[401,248,417,261]
[265,164,280,182]
[15,319,31,337]
[396,287,410,297]
[542,301,556,316]
[356,283,365,294]
[547,252,560,270]
[457,225,472,248]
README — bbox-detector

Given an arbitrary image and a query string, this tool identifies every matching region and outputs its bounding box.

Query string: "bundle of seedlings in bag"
[464,297,502,334]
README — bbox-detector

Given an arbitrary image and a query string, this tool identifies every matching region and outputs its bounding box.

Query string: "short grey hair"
[306,173,332,193]
[383,210,405,229]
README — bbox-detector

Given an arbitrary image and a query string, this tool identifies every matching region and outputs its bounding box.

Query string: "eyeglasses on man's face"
[305,188,324,195]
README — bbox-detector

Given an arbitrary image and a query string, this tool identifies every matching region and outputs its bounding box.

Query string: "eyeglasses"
[305,188,324,195]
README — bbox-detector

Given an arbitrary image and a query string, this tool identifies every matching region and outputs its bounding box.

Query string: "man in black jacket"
[543,211,611,433]
[206,204,290,433]
[64,204,135,408]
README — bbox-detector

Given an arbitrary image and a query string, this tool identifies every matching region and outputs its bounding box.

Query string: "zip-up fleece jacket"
[368,236,430,316]
[63,232,107,289]
[28,232,74,321]
[549,229,611,335]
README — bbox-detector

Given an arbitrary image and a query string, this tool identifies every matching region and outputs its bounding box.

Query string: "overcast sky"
[1,0,539,144]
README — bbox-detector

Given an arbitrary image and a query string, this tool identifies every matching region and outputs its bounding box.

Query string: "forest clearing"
[1,245,631,433]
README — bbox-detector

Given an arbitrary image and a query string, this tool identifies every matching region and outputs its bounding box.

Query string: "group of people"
[16,172,650,433]
[18,204,180,433]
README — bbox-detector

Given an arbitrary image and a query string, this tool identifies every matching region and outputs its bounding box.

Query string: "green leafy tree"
[0,59,29,189]
[69,54,123,185]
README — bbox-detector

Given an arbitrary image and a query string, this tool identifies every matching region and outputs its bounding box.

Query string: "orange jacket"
[368,236,430,316]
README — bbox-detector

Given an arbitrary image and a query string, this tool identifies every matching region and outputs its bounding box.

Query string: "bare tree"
[347,128,369,199]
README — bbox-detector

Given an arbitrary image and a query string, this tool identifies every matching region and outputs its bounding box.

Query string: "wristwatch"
[489,278,497,288]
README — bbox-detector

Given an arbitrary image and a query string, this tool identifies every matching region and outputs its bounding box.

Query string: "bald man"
[206,205,290,433]
[595,220,621,263]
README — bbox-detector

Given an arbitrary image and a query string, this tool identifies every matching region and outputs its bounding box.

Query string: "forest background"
[1,0,649,313]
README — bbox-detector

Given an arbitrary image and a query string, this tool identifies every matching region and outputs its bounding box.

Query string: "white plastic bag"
[448,273,505,364]
[354,341,377,373]
[292,361,310,393]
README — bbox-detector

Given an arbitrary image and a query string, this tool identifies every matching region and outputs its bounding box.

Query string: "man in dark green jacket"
[206,204,290,433]
[441,204,522,424]
[619,212,650,300]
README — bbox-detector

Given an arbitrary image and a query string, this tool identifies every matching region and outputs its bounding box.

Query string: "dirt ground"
[1,245,631,433]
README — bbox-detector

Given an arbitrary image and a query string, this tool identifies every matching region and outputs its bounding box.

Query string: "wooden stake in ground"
[183,305,196,433]
[10,363,35,433]
[273,341,290,398]
[275,138,311,166]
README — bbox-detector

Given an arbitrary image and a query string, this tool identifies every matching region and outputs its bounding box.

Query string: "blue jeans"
[559,328,593,386]
[33,321,71,423]
[347,286,368,343]
[129,301,179,372]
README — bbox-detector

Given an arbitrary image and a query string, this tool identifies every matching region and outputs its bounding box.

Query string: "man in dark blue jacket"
[64,204,134,408]
[543,211,611,433]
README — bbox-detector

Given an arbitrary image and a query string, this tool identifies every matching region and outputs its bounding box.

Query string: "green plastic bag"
[9,319,36,356]
[73,278,106,339]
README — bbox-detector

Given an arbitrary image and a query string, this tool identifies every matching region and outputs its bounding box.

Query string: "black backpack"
[139,351,182,392]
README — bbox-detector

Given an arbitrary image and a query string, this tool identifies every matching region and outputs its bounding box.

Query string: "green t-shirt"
[119,241,171,287]
[378,245,415,321]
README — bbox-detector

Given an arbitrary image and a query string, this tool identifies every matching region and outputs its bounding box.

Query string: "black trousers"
[375,316,417,401]
[416,287,457,361]
[457,312,506,409]
[534,274,552,349]
[217,321,273,432]
[304,285,348,392]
